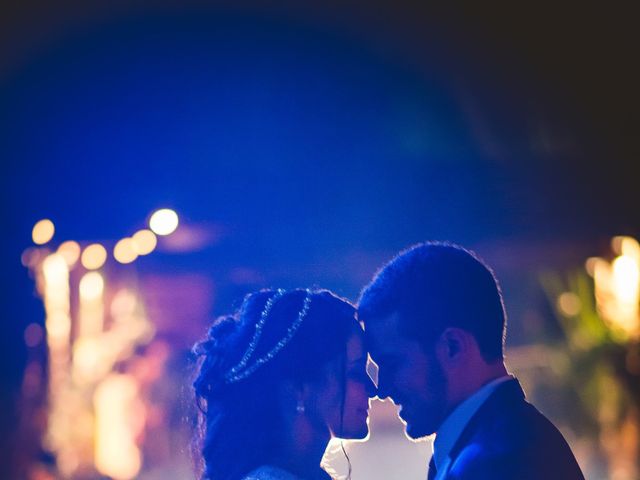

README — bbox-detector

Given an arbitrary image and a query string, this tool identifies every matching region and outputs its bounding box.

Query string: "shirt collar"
[432,375,513,471]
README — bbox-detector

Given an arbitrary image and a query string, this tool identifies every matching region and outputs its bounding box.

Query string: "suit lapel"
[445,379,526,473]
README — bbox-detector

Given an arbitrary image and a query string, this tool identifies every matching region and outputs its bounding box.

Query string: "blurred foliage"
[540,266,640,478]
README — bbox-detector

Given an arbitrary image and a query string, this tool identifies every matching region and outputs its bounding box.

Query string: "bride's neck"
[272,417,332,480]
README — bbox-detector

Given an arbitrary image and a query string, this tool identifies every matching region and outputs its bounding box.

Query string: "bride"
[193,289,376,480]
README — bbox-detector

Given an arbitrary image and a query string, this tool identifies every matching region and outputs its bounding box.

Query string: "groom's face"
[365,312,448,439]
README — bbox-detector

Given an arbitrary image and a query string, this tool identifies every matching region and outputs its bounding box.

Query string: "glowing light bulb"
[32,219,55,245]
[149,209,179,236]
[131,229,157,255]
[113,238,138,264]
[81,244,107,270]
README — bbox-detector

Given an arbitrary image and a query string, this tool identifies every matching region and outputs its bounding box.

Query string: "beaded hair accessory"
[224,289,313,384]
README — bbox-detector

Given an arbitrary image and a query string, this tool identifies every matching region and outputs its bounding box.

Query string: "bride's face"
[309,330,375,440]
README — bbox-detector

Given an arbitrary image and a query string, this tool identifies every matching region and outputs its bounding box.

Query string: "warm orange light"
[32,219,55,245]
[79,272,104,301]
[585,257,601,277]
[557,292,582,316]
[131,229,157,255]
[94,374,143,480]
[58,241,81,267]
[42,253,69,288]
[113,238,138,264]
[620,236,640,260]
[149,209,179,236]
[73,338,106,383]
[81,244,107,270]
[590,237,640,339]
[612,255,640,303]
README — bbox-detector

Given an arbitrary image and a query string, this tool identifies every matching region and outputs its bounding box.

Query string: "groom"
[358,242,584,480]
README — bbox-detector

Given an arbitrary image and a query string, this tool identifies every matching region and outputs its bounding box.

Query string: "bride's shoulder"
[242,465,304,480]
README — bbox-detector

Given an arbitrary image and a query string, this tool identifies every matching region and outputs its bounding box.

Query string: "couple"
[192,242,585,480]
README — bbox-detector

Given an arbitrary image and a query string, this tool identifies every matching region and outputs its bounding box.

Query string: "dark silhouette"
[359,242,584,480]
[193,289,375,480]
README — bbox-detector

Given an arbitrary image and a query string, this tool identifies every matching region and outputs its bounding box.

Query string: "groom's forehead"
[364,312,407,352]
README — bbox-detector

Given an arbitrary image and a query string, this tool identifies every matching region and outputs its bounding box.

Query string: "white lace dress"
[242,465,305,480]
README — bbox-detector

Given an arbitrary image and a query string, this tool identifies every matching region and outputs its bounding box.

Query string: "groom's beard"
[401,355,448,440]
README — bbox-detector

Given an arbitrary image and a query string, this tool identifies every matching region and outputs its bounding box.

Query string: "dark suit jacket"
[442,378,585,480]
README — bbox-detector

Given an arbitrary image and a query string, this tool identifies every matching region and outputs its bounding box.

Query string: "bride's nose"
[366,374,377,398]
[374,370,393,401]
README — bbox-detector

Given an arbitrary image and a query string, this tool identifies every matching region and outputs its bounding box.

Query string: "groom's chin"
[351,428,371,442]
[340,426,370,442]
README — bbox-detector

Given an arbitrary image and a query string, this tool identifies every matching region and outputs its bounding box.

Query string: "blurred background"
[1,2,639,479]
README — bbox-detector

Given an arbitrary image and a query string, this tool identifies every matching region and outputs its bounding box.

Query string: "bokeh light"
[42,253,69,286]
[588,236,640,338]
[557,292,582,317]
[110,289,137,318]
[612,255,640,303]
[113,238,138,264]
[24,323,44,348]
[94,374,143,480]
[32,219,55,245]
[131,229,157,255]
[58,240,81,267]
[149,209,179,236]
[21,247,42,268]
[81,244,107,270]
[585,257,600,277]
[620,237,640,260]
[79,272,105,301]
[73,337,105,383]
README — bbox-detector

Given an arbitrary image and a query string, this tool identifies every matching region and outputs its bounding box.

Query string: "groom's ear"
[435,328,471,367]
